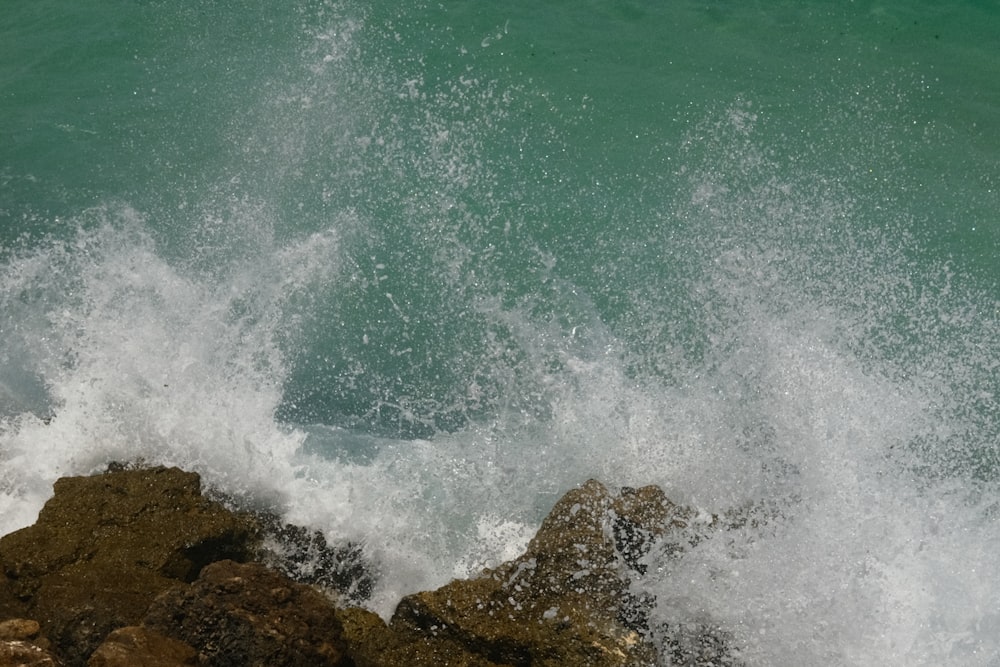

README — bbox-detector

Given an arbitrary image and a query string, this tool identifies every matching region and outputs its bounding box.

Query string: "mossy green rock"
[0,466,258,666]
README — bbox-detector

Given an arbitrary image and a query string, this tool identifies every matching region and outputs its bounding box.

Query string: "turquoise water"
[2,1,999,664]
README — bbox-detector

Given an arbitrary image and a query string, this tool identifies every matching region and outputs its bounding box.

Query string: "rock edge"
[0,466,741,667]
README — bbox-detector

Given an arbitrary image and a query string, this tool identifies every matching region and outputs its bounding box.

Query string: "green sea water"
[2,2,999,664]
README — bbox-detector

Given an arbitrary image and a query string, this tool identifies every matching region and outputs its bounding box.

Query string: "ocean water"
[1,0,998,663]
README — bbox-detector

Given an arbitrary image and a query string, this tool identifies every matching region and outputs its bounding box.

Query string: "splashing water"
[1,2,998,664]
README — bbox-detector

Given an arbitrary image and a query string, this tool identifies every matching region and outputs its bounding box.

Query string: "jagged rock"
[0,466,743,667]
[0,467,259,666]
[348,480,664,666]
[142,559,350,667]
[344,479,741,667]
[611,484,695,571]
[0,640,61,666]
[254,516,375,604]
[86,627,197,667]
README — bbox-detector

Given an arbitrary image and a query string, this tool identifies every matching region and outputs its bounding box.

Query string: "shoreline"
[0,464,739,666]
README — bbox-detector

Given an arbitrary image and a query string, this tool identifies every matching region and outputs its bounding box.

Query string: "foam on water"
[0,204,340,525]
[623,108,1000,665]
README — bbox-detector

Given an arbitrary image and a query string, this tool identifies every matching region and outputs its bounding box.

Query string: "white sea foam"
[0,203,340,529]
[1,8,998,664]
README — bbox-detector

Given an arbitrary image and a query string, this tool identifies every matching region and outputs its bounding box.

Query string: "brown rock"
[254,518,375,604]
[344,480,738,667]
[0,465,741,667]
[338,605,495,667]
[610,484,704,572]
[0,466,259,666]
[335,606,388,667]
[0,618,40,641]
[350,480,661,667]
[0,640,61,666]
[87,627,197,667]
[143,560,350,667]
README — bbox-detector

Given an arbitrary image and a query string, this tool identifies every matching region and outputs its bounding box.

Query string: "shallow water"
[2,1,998,664]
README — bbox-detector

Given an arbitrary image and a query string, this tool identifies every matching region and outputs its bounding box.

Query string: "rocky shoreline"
[0,465,740,666]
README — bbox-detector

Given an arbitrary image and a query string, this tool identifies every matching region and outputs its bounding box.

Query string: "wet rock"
[0,618,41,641]
[254,516,375,604]
[142,559,350,667]
[335,607,391,667]
[0,618,53,658]
[656,622,742,667]
[0,467,259,666]
[349,480,662,666]
[0,465,743,667]
[0,640,61,666]
[86,627,197,667]
[612,484,693,571]
[343,479,742,667]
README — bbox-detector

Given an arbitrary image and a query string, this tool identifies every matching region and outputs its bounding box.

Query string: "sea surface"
[1,1,998,664]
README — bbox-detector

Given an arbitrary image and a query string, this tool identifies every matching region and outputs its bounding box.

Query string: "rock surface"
[0,467,259,666]
[0,466,743,666]
[0,639,61,667]
[342,479,699,666]
[143,560,350,667]
[255,518,375,605]
[87,627,197,667]
[0,618,41,642]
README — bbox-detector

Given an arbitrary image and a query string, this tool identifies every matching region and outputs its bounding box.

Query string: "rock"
[335,607,391,667]
[0,640,61,666]
[142,560,351,667]
[254,517,375,604]
[657,622,741,667]
[0,618,53,656]
[0,618,40,641]
[0,465,743,666]
[348,480,664,666]
[87,627,197,667]
[343,479,741,667]
[0,467,259,666]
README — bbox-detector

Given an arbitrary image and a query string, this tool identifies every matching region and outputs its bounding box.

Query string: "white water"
[2,155,998,665]
[1,10,998,665]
